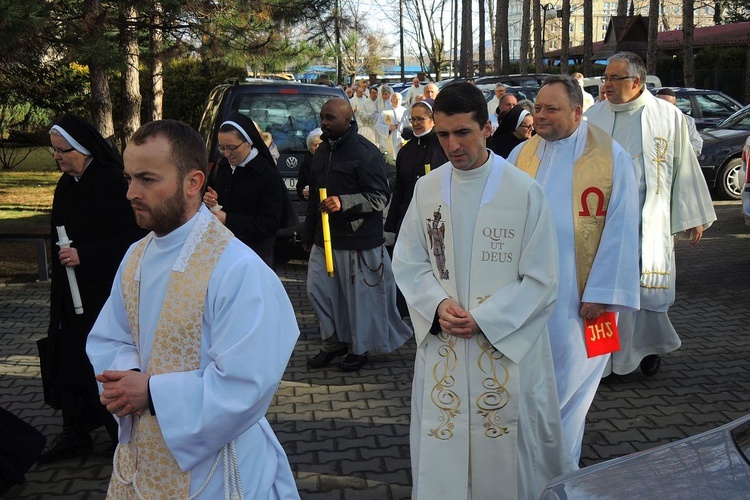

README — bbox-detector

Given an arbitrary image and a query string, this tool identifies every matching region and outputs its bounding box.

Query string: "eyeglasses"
[600,75,636,83]
[517,124,534,130]
[218,141,246,153]
[48,146,76,156]
[409,117,431,124]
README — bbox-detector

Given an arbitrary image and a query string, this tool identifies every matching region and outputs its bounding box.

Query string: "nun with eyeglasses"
[203,112,286,267]
[39,115,144,463]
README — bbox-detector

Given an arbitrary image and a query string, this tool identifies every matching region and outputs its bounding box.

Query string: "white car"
[742,134,750,225]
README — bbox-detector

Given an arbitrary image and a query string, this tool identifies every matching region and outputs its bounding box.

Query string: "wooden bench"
[1,231,50,282]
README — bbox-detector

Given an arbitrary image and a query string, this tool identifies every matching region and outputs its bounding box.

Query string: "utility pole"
[400,0,405,81]
[335,0,342,85]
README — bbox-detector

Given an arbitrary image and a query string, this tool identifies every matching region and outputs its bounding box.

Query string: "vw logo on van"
[286,156,298,169]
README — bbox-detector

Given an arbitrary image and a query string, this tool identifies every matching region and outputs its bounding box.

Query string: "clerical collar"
[606,87,649,113]
[151,207,201,249]
[230,148,259,172]
[413,127,434,138]
[452,152,492,180]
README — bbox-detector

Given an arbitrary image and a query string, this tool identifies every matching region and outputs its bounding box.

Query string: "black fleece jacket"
[303,122,390,250]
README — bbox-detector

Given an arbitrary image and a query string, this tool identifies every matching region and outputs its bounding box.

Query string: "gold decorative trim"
[475,336,510,439]
[653,137,669,195]
[428,333,460,440]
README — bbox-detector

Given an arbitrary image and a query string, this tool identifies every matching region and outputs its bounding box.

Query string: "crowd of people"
[23,51,717,499]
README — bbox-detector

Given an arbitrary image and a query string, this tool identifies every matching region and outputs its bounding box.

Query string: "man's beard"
[132,184,187,236]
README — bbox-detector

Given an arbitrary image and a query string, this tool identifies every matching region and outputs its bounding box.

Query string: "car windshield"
[716,105,750,130]
[695,93,742,120]
[230,93,332,154]
[732,419,750,463]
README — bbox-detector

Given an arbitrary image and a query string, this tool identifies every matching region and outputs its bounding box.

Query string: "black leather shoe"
[307,347,348,368]
[37,428,92,464]
[339,353,368,371]
[640,354,662,376]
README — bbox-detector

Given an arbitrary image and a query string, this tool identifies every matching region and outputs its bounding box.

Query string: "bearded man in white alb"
[585,52,716,377]
[508,75,640,465]
[87,120,299,499]
[393,82,573,500]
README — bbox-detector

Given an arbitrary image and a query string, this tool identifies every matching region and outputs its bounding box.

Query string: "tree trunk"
[120,4,141,146]
[460,0,472,77]
[533,0,542,72]
[149,3,164,121]
[561,0,571,73]
[478,0,485,76]
[584,0,593,75]
[500,0,510,73]
[488,0,496,70]
[617,0,628,15]
[745,45,750,104]
[519,0,531,73]
[647,0,659,74]
[682,0,695,87]
[493,0,501,74]
[83,0,114,142]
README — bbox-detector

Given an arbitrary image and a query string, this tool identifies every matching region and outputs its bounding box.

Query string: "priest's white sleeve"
[581,145,641,311]
[151,256,298,471]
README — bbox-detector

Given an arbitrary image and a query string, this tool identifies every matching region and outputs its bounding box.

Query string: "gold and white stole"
[412,158,523,499]
[108,212,233,499]
[515,123,613,299]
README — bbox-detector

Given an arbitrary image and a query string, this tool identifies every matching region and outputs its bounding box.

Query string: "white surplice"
[354,97,378,144]
[86,206,300,499]
[392,153,574,500]
[375,104,406,160]
[508,121,641,464]
[586,90,716,375]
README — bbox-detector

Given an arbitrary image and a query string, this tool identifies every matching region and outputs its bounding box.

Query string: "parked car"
[541,413,750,499]
[649,87,743,129]
[475,73,553,87]
[477,85,540,104]
[741,133,750,225]
[698,104,750,200]
[197,79,348,252]
[582,75,662,101]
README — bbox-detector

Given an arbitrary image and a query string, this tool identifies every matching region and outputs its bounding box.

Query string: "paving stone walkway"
[1,202,748,499]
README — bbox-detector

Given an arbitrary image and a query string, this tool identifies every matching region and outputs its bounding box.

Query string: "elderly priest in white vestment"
[585,52,716,377]
[87,120,300,499]
[508,75,641,465]
[392,82,574,500]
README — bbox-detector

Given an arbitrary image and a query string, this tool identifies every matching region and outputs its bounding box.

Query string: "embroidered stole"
[586,95,675,305]
[515,125,613,298]
[412,159,523,499]
[108,215,233,499]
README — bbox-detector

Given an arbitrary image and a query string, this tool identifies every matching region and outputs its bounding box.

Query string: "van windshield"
[230,93,331,154]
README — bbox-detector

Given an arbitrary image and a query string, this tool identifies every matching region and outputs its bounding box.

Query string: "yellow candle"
[319,188,335,277]
[424,163,431,175]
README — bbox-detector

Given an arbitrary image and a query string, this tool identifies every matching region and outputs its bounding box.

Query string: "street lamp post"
[540,3,556,67]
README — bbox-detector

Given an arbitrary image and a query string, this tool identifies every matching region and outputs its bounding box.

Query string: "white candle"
[56,225,84,315]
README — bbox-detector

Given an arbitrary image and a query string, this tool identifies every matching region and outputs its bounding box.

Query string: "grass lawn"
[0,146,59,283]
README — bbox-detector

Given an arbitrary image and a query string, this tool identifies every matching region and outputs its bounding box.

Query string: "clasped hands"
[96,370,150,418]
[437,298,480,339]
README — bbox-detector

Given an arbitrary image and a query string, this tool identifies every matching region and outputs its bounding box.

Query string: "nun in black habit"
[203,113,288,267]
[39,115,145,462]
[486,105,535,159]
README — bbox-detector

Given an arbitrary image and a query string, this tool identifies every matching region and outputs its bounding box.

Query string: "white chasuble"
[394,154,572,500]
[110,213,233,499]
[585,92,715,312]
